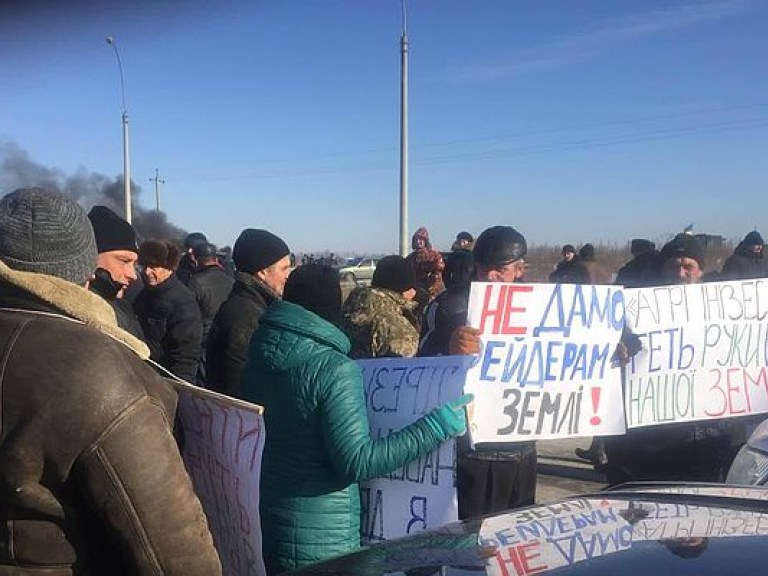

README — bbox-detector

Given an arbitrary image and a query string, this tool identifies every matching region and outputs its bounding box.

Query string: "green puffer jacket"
[242,301,449,574]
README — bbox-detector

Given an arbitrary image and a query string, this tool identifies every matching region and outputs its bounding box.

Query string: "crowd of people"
[1,185,766,574]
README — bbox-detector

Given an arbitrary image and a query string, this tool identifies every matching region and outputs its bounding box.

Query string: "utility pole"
[149,168,165,212]
[398,0,409,257]
[106,36,132,223]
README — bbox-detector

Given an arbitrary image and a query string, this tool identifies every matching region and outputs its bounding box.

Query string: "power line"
[181,99,768,175]
[181,116,768,183]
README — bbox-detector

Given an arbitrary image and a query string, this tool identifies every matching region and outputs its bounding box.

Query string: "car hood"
[288,484,768,575]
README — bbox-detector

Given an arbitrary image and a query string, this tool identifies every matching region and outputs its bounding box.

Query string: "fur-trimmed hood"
[0,260,150,359]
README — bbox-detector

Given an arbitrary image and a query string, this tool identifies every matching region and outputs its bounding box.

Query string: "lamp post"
[398,0,409,257]
[106,36,132,223]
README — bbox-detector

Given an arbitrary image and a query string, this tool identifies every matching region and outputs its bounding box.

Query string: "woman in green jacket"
[241,264,471,574]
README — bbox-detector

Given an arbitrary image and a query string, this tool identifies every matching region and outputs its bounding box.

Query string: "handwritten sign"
[177,383,266,576]
[465,282,626,443]
[358,356,472,543]
[624,280,768,427]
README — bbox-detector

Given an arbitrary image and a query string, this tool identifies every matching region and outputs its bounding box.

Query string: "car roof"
[287,484,768,575]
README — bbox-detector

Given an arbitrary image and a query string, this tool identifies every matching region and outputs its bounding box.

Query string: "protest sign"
[479,496,768,576]
[465,282,626,443]
[624,279,768,427]
[177,382,266,576]
[358,355,472,543]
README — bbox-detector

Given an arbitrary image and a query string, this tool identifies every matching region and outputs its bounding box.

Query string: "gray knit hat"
[0,187,98,284]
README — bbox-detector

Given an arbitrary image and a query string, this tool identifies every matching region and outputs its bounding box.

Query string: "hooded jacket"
[241,301,449,574]
[721,231,768,280]
[0,262,220,575]
[406,228,445,299]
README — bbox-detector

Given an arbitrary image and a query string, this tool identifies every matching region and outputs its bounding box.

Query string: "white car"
[337,257,378,284]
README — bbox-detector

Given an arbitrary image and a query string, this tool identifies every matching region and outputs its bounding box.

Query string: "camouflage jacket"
[342,286,420,359]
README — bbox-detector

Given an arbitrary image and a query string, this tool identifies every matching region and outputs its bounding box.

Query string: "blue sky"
[1,0,767,254]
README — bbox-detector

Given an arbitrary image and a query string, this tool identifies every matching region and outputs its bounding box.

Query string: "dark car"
[287,483,768,575]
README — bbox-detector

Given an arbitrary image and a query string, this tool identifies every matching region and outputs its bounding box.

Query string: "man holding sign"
[606,233,733,485]
[419,226,537,520]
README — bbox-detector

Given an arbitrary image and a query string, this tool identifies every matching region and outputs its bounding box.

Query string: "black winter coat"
[614,251,661,287]
[134,274,203,382]
[721,246,768,280]
[187,265,234,345]
[205,272,279,397]
[111,297,146,341]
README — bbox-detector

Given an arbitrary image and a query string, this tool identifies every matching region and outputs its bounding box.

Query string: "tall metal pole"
[106,36,132,223]
[398,0,409,257]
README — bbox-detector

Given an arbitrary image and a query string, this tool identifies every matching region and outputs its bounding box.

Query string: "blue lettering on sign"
[360,487,385,542]
[534,285,625,338]
[406,496,428,533]
[478,340,612,385]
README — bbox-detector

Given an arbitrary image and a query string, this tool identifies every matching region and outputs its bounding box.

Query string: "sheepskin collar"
[0,260,150,360]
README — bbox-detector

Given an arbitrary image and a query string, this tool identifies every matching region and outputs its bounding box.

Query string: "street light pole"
[106,36,132,223]
[398,0,409,257]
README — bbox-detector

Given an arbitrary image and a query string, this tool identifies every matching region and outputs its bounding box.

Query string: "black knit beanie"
[372,255,416,293]
[233,229,290,274]
[660,234,704,267]
[0,187,97,284]
[743,230,765,246]
[473,226,527,267]
[283,264,342,326]
[579,243,595,262]
[630,238,655,256]
[88,205,138,254]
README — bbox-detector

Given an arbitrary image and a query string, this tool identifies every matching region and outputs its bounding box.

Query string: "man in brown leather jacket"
[0,188,221,575]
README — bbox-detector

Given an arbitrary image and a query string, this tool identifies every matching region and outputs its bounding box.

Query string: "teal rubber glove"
[423,393,475,440]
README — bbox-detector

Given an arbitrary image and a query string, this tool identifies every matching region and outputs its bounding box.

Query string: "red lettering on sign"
[478,284,532,335]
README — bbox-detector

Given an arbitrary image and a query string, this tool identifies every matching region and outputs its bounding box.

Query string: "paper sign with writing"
[465,282,626,443]
[358,355,472,543]
[624,280,768,427]
[177,383,266,576]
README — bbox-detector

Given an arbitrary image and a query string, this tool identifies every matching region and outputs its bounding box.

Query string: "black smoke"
[0,141,187,242]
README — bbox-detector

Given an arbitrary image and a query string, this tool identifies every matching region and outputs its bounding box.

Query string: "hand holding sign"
[425,393,475,439]
[449,326,481,355]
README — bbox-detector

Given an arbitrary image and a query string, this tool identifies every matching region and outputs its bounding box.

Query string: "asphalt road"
[535,437,608,504]
[537,471,606,504]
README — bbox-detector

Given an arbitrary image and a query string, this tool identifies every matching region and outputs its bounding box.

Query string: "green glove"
[424,393,474,440]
